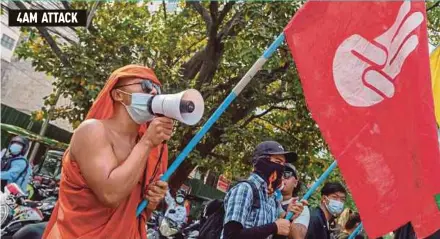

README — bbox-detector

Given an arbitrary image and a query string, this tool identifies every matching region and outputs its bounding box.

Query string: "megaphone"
[148,89,204,125]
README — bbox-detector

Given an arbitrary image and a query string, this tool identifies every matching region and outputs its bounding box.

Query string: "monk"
[43,65,174,239]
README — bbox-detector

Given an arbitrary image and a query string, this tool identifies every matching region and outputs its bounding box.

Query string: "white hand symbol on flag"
[333,1,424,107]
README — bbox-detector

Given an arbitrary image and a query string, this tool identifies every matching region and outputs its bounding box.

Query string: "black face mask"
[254,157,285,194]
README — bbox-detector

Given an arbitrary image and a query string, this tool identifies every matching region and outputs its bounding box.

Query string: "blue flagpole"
[348,223,363,239]
[285,160,338,220]
[136,33,286,217]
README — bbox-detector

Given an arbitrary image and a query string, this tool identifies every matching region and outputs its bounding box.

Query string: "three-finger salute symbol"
[333,1,424,107]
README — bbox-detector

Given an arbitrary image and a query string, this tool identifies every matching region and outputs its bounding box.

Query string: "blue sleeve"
[0,159,27,181]
[223,183,253,226]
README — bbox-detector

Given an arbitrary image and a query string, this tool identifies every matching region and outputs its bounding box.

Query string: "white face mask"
[118,90,155,124]
[325,197,345,216]
[176,197,184,204]
[9,143,23,156]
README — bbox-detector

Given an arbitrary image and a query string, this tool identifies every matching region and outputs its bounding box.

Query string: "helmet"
[9,135,30,156]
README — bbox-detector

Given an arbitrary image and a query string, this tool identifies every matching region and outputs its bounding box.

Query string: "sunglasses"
[114,79,161,94]
[282,171,296,179]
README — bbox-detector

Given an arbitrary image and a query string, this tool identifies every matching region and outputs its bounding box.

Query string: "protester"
[42,65,173,239]
[1,136,32,193]
[336,212,364,239]
[165,189,188,227]
[305,182,347,239]
[281,163,310,239]
[222,140,306,239]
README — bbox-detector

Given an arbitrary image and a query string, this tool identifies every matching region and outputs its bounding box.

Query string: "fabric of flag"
[284,1,440,238]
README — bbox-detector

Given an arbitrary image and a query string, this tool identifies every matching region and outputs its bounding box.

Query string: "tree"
[427,1,440,45]
[14,1,440,195]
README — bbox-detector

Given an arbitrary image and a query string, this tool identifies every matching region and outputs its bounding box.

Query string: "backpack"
[198,180,261,239]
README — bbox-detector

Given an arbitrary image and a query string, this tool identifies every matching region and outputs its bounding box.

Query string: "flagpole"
[286,160,338,220]
[136,33,286,217]
[348,223,363,239]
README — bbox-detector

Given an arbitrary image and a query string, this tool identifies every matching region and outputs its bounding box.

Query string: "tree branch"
[171,36,207,67]
[207,151,228,161]
[209,1,219,23]
[86,1,101,30]
[60,1,71,10]
[256,118,303,143]
[14,1,71,67]
[181,49,205,80]
[255,118,289,134]
[427,2,440,12]
[241,106,289,128]
[217,10,244,39]
[162,0,167,21]
[217,1,235,25]
[46,28,77,45]
[37,29,70,66]
[188,2,212,31]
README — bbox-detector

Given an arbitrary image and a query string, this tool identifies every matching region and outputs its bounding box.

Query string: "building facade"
[1,1,73,132]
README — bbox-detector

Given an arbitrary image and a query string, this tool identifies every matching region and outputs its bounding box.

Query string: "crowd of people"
[1,65,439,239]
[198,140,358,239]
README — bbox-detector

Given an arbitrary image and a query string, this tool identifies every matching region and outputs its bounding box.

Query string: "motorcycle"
[181,220,200,239]
[28,175,59,201]
[37,197,56,221]
[146,211,200,239]
[1,184,55,237]
[146,211,161,239]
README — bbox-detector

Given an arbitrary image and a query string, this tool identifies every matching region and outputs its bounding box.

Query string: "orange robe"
[43,65,168,239]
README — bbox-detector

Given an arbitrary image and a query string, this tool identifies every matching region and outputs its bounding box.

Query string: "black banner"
[8,10,87,27]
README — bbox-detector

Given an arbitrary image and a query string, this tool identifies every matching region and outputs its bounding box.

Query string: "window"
[1,34,15,50]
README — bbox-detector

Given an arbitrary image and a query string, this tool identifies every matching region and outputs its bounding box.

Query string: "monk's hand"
[142,117,174,147]
[145,180,168,205]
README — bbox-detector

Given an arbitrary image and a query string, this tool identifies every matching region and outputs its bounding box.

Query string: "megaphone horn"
[150,89,205,125]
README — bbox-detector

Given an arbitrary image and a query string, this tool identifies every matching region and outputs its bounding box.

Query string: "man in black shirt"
[305,182,347,239]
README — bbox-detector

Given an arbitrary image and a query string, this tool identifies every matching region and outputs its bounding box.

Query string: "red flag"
[284,1,440,238]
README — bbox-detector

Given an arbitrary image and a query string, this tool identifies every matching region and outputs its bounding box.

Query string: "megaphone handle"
[151,114,167,144]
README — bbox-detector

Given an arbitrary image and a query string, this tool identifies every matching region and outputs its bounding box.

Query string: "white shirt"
[282,198,310,227]
[164,191,187,227]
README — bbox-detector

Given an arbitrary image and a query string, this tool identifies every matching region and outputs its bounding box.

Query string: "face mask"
[9,143,23,156]
[325,198,345,216]
[176,197,184,204]
[254,157,284,194]
[119,90,155,124]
